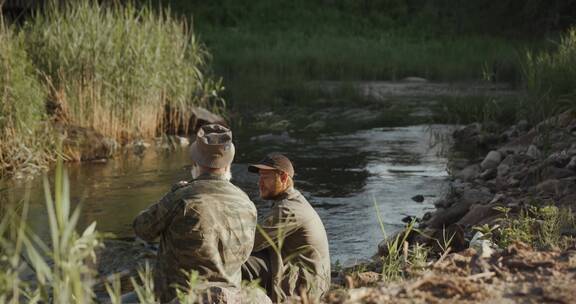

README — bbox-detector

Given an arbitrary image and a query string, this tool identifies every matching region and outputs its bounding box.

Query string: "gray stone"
[526,145,542,159]
[304,120,327,132]
[460,186,493,206]
[497,163,511,178]
[546,151,571,168]
[411,195,425,203]
[454,164,480,181]
[517,120,529,132]
[175,136,190,147]
[536,178,576,196]
[567,156,576,171]
[481,150,502,170]
[480,168,497,180]
[402,76,429,83]
[542,166,574,180]
[536,179,561,194]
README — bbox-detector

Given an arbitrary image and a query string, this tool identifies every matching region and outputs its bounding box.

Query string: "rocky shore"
[326,109,576,303]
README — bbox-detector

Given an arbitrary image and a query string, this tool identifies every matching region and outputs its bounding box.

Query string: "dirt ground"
[326,242,576,304]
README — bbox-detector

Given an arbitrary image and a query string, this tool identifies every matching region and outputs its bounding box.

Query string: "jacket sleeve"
[132,189,183,242]
[253,203,301,252]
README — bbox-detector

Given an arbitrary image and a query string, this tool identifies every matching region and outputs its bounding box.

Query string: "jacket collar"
[194,173,229,181]
[271,187,298,201]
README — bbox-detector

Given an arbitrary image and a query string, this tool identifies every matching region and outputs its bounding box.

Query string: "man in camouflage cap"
[133,124,258,303]
[243,153,331,302]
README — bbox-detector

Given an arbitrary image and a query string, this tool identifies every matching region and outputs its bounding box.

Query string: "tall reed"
[23,0,223,140]
[0,22,54,178]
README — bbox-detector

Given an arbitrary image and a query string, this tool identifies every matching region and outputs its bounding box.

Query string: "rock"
[190,106,227,131]
[402,215,417,223]
[469,232,495,259]
[453,123,481,142]
[536,179,561,194]
[175,136,190,147]
[411,195,425,203]
[480,151,502,170]
[502,125,519,139]
[402,77,428,83]
[567,156,576,171]
[497,163,510,178]
[456,203,502,228]
[499,131,536,155]
[62,125,118,161]
[434,199,452,209]
[517,120,529,132]
[250,131,297,144]
[304,120,326,132]
[480,168,497,180]
[526,145,542,159]
[454,164,480,182]
[542,166,574,180]
[132,140,151,155]
[545,151,571,168]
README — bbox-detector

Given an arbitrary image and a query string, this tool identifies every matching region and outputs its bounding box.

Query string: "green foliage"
[23,0,223,139]
[1,0,224,178]
[0,23,55,177]
[522,28,576,120]
[373,198,431,281]
[0,160,103,302]
[493,205,576,250]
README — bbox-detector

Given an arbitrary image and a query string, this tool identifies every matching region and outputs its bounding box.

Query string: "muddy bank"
[56,107,224,163]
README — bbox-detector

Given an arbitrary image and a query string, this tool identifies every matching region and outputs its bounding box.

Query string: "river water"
[12,81,519,265]
[16,122,454,265]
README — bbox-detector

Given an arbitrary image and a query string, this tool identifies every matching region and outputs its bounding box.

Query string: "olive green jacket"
[254,187,331,301]
[133,174,257,303]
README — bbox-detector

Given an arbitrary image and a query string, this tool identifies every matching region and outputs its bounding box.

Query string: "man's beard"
[191,165,232,181]
[261,176,285,199]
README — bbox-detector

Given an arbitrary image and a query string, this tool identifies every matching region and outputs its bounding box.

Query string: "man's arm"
[253,204,301,252]
[133,185,185,242]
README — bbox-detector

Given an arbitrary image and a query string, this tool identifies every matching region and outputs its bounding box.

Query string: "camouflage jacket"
[254,187,331,301]
[133,173,257,303]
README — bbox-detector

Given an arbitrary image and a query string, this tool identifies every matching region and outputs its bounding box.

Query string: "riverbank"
[325,109,576,303]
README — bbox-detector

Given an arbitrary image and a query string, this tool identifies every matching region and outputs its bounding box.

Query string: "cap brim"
[248,164,277,173]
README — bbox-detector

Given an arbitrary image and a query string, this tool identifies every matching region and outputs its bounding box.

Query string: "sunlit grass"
[24,0,223,139]
[1,1,222,178]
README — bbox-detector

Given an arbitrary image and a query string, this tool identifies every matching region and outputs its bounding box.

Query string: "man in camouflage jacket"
[133,124,257,303]
[244,153,331,302]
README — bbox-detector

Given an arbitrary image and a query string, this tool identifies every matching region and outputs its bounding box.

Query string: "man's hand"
[171,181,189,192]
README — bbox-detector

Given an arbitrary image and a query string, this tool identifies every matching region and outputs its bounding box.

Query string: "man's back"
[134,174,257,302]
[254,188,331,300]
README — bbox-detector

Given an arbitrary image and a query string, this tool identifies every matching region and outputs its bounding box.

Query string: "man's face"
[258,169,282,199]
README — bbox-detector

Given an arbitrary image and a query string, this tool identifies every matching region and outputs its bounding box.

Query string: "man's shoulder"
[176,180,255,210]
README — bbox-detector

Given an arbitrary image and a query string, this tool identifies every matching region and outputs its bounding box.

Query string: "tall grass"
[24,0,222,140]
[522,27,576,119]
[1,1,222,178]
[0,161,264,303]
[0,22,55,178]
[208,29,525,108]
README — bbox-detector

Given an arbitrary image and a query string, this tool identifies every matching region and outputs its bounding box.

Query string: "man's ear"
[279,172,289,183]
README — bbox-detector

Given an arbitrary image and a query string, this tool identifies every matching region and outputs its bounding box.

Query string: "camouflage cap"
[248,152,294,178]
[190,124,235,168]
